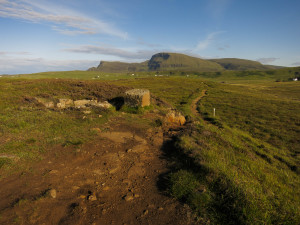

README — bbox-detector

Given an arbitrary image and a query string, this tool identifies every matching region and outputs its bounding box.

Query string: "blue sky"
[0,0,300,74]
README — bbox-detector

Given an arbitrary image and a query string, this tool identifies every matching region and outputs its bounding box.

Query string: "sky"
[0,0,300,74]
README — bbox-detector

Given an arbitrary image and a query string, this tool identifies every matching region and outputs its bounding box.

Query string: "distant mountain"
[88,60,149,73]
[88,52,283,73]
[148,53,224,71]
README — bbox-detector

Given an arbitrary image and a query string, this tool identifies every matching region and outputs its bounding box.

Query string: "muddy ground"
[0,115,197,225]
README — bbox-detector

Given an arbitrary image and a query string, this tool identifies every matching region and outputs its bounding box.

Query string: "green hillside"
[90,52,283,73]
[209,58,272,70]
[148,52,224,71]
[88,60,149,73]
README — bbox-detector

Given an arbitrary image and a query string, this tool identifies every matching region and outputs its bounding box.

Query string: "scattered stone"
[88,194,97,201]
[49,170,58,174]
[91,128,101,133]
[74,99,97,108]
[125,89,150,107]
[46,189,57,198]
[0,154,20,162]
[165,109,186,126]
[83,110,92,114]
[142,210,149,216]
[72,186,80,190]
[79,195,86,199]
[158,207,164,211]
[123,194,134,202]
[98,115,103,118]
[102,209,107,215]
[103,186,110,191]
[57,98,74,109]
[96,101,113,109]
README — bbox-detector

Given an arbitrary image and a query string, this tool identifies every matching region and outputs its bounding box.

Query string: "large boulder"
[165,110,186,126]
[125,89,150,107]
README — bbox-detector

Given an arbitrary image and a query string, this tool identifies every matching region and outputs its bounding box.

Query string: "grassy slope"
[91,60,149,73]
[209,58,270,70]
[111,77,300,224]
[148,53,224,72]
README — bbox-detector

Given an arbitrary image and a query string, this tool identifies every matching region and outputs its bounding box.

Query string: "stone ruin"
[125,89,150,107]
[34,97,112,109]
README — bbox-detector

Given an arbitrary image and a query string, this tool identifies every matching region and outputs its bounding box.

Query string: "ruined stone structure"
[125,89,150,107]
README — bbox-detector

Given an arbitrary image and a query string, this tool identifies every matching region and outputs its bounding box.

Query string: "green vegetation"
[167,81,300,224]
[0,67,299,224]
[87,52,283,73]
[89,60,149,73]
[209,58,282,71]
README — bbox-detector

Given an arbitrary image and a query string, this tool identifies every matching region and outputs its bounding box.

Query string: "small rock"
[72,186,80,190]
[49,170,58,174]
[124,194,134,202]
[88,194,97,201]
[142,210,149,216]
[83,110,91,114]
[158,207,164,211]
[126,149,132,153]
[47,189,57,198]
[91,128,101,133]
[103,186,110,191]
[96,101,113,109]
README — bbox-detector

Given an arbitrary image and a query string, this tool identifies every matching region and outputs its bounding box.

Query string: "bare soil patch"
[0,117,195,225]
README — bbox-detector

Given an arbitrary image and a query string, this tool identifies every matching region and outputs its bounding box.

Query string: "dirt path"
[191,89,207,116]
[0,117,195,225]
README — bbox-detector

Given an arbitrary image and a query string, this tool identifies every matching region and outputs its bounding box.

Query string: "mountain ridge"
[88,52,283,73]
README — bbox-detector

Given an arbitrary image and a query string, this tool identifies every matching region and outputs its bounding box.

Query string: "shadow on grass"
[157,127,249,225]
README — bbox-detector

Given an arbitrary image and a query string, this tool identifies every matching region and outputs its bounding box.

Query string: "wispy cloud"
[0,56,98,74]
[0,0,128,38]
[64,45,158,60]
[257,57,279,64]
[0,51,31,56]
[207,0,232,18]
[291,62,300,66]
[196,31,225,51]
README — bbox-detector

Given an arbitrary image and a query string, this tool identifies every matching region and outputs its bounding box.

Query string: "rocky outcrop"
[74,99,97,108]
[34,97,112,110]
[125,89,150,107]
[57,99,74,109]
[34,97,55,108]
[164,110,186,126]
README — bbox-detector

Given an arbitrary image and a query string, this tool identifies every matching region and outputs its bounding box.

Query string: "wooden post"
[213,108,216,117]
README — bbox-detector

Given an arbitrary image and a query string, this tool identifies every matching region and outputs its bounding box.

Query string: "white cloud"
[0,0,128,38]
[196,31,225,51]
[0,56,98,74]
[64,45,158,60]
[291,62,300,66]
[257,57,279,64]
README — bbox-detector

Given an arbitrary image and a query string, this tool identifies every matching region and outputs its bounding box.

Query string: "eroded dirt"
[191,90,207,117]
[0,117,196,225]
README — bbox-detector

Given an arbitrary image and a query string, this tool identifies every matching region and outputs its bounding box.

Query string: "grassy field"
[0,70,299,224]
